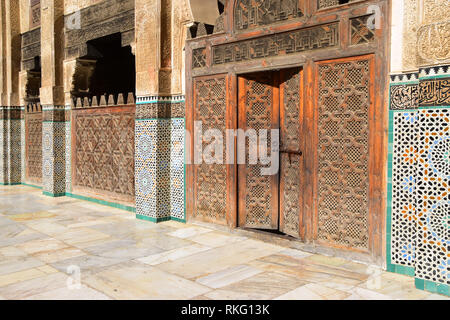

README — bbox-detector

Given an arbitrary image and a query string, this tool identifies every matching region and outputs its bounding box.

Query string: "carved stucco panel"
[422,0,450,24]
[417,21,450,65]
[402,0,419,70]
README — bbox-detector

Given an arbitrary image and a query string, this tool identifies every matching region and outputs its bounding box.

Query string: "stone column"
[0,106,23,185]
[134,0,192,222]
[40,0,67,196]
[0,1,24,185]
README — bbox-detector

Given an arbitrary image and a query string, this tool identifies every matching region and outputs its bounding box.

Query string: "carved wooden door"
[238,72,279,230]
[238,69,303,234]
[279,68,303,238]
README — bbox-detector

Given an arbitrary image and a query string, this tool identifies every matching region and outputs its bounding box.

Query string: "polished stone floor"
[0,185,447,300]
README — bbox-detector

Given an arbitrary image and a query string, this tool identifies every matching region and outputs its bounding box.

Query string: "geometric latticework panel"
[25,112,42,184]
[317,57,371,250]
[73,107,135,203]
[390,110,418,267]
[194,76,227,223]
[415,108,449,285]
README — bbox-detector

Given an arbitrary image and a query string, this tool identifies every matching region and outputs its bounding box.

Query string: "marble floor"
[0,185,447,300]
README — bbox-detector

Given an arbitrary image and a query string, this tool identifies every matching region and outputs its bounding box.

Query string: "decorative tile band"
[0,107,24,120]
[418,78,450,107]
[390,72,419,84]
[136,102,185,119]
[418,65,450,79]
[136,95,185,105]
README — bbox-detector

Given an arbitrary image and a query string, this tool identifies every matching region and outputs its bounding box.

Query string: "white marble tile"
[275,283,350,300]
[190,232,247,248]
[168,226,213,239]
[0,256,44,276]
[196,265,263,289]
[344,287,394,300]
[25,285,112,300]
[137,244,211,266]
[0,272,68,299]
[84,262,210,300]
[278,248,312,260]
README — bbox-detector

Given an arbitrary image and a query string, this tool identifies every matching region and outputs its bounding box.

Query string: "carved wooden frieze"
[64,0,135,59]
[21,28,41,71]
[350,15,375,45]
[30,0,41,29]
[318,0,358,10]
[234,0,303,31]
[212,23,339,65]
[192,48,207,69]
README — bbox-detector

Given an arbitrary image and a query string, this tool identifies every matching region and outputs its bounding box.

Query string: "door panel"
[316,56,372,250]
[193,75,228,224]
[279,68,303,238]
[238,72,279,230]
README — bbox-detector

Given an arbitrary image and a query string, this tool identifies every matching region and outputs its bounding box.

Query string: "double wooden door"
[238,68,303,238]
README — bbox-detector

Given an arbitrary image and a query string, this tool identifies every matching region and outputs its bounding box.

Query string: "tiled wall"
[135,97,185,222]
[0,107,24,185]
[42,106,69,196]
[387,65,449,296]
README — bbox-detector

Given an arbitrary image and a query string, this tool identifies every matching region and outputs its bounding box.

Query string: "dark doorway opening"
[83,33,135,100]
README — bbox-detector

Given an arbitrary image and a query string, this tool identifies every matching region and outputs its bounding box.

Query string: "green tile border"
[21,182,43,190]
[0,182,21,185]
[65,192,136,213]
[43,191,66,197]
[415,278,450,296]
[136,214,171,223]
[418,105,450,110]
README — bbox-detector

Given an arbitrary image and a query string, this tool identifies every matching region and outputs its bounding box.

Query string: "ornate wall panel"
[387,66,450,294]
[42,112,67,196]
[387,74,419,271]
[25,112,42,184]
[194,76,228,223]
[234,0,303,31]
[212,23,339,65]
[415,66,450,289]
[415,107,449,286]
[135,116,185,221]
[73,106,135,203]
[317,57,371,250]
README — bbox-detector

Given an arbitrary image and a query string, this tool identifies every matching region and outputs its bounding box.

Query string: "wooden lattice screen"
[316,56,371,250]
